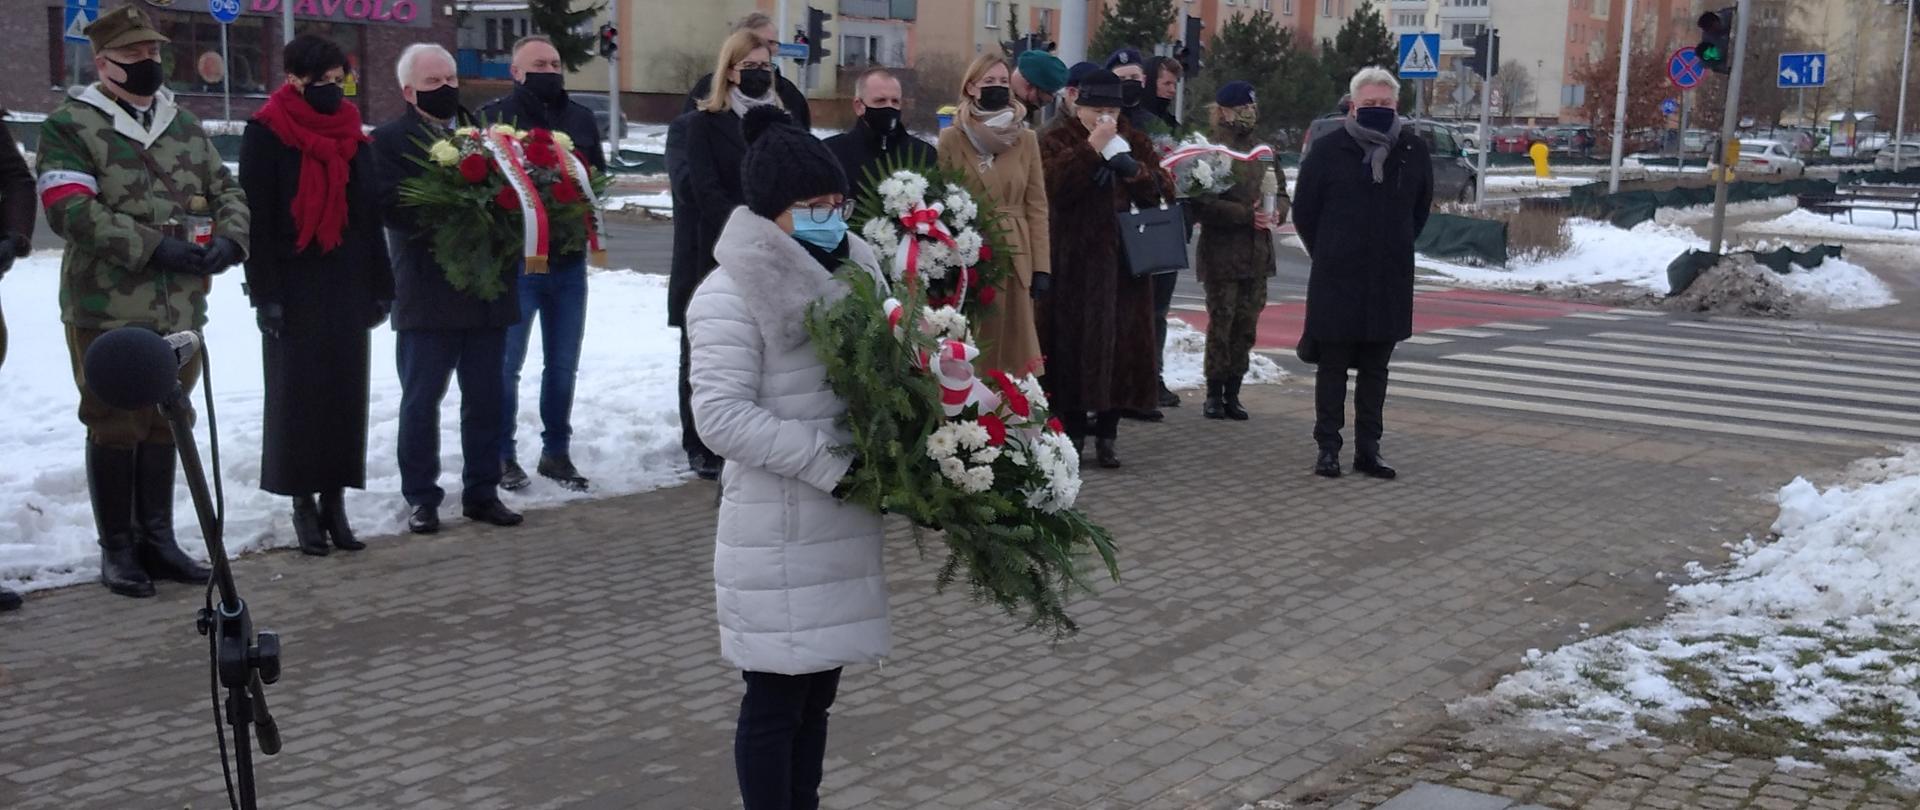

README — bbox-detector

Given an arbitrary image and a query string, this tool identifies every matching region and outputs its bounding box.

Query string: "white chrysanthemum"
[926,427,959,460]
[900,174,929,201]
[861,218,896,249]
[961,465,995,493]
[942,190,976,225]
[953,230,983,266]
[974,446,1002,465]
[955,421,991,451]
[876,178,905,200]
[938,455,968,483]
[428,140,460,167]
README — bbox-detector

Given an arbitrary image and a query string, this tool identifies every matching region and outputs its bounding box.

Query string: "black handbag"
[1118,196,1190,278]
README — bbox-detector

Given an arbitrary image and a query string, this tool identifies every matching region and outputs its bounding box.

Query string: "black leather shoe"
[1121,408,1165,422]
[1202,380,1227,419]
[537,454,590,492]
[1157,382,1180,408]
[319,489,365,551]
[292,495,330,557]
[1095,438,1122,469]
[1354,455,1398,480]
[408,505,439,535]
[689,451,722,481]
[1314,450,1342,478]
[0,587,20,612]
[463,499,524,527]
[500,459,531,492]
[1223,380,1250,421]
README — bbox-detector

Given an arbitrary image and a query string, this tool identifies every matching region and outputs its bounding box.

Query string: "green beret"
[1016,51,1068,94]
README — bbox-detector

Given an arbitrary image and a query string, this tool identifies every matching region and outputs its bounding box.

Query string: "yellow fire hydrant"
[1529,142,1550,178]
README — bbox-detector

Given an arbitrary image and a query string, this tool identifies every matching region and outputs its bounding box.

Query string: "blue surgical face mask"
[1355,106,1397,133]
[789,208,848,251]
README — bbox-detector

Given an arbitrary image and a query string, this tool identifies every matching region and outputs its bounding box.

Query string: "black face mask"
[1121,79,1145,109]
[861,105,900,136]
[108,58,166,97]
[736,68,774,99]
[303,82,345,115]
[521,71,566,104]
[976,85,1011,112]
[414,84,462,121]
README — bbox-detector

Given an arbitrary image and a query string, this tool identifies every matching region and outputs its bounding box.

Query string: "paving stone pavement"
[0,379,1867,809]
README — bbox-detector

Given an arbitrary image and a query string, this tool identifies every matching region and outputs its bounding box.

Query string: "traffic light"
[806,7,831,65]
[1181,15,1204,76]
[1463,30,1499,79]
[1697,6,1736,74]
[597,23,618,59]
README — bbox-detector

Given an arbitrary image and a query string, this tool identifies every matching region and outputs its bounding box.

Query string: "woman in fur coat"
[1036,69,1172,468]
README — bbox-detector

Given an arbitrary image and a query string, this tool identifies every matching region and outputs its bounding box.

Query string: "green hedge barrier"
[1666,244,1847,294]
[1415,213,1508,266]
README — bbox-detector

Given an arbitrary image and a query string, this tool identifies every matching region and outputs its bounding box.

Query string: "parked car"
[1448,122,1484,151]
[1736,139,1805,177]
[1874,141,1920,170]
[573,93,629,141]
[1681,129,1711,156]
[1491,126,1539,153]
[1542,126,1596,157]
[1855,132,1891,157]
[1300,115,1478,203]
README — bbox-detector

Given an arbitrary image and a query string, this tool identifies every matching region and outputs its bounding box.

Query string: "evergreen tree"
[527,0,607,72]
[1089,0,1177,62]
[1189,11,1336,134]
[1320,1,1407,108]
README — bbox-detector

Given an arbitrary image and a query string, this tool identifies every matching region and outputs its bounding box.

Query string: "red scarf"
[253,83,370,252]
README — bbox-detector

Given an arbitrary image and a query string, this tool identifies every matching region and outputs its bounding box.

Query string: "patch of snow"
[1484,176,1591,192]
[1740,208,1920,245]
[0,255,687,593]
[1160,317,1284,392]
[1655,197,1797,226]
[1774,257,1899,311]
[1422,219,1700,293]
[605,192,674,215]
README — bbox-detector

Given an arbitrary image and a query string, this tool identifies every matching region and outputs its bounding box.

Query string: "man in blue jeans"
[481,35,606,492]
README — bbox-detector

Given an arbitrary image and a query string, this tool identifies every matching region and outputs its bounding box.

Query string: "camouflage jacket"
[1191,131,1287,283]
[36,85,250,331]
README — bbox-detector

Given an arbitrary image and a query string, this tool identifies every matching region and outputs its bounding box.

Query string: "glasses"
[736,61,773,72]
[799,200,855,222]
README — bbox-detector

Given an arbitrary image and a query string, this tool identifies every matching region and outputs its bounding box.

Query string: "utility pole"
[777,0,788,54]
[1474,32,1495,208]
[1608,0,1635,193]
[1060,0,1087,67]
[282,0,293,43]
[1897,0,1914,171]
[1709,0,1751,255]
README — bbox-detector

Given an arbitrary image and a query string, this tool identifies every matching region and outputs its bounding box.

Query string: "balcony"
[840,0,917,20]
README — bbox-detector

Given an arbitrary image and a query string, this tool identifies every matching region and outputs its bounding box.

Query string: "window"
[984,0,1000,28]
[841,34,881,66]
[1323,0,1333,15]
[1283,0,1294,13]
[1397,13,1424,27]
[1263,0,1272,9]
[1038,8,1054,34]
[1450,22,1486,40]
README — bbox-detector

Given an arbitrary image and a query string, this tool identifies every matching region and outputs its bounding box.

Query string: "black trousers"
[396,328,506,509]
[1152,271,1177,379]
[736,668,842,810]
[1313,340,1396,457]
[679,329,711,458]
[1057,407,1121,444]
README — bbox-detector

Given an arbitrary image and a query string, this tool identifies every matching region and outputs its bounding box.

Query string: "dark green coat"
[1191,131,1286,283]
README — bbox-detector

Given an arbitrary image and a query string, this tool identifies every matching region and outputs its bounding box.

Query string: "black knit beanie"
[741,106,848,219]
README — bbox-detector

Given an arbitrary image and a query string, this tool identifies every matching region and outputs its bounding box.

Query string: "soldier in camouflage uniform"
[36,5,250,599]
[1190,81,1286,421]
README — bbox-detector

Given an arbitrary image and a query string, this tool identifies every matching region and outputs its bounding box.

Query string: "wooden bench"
[1798,184,1920,229]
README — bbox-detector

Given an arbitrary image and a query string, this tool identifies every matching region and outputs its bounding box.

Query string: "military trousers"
[65,325,200,449]
[1202,277,1268,382]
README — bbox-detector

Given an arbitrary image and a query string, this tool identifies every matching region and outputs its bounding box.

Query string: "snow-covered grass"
[1741,208,1920,245]
[1654,196,1797,226]
[1484,175,1592,193]
[0,255,687,593]
[1160,317,1284,391]
[605,192,673,216]
[1456,448,1920,782]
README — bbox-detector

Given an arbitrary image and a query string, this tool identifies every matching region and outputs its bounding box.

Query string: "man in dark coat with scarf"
[824,67,935,204]
[0,109,33,611]
[1037,69,1170,469]
[372,43,524,534]
[240,34,393,557]
[480,35,606,494]
[1293,67,1432,481]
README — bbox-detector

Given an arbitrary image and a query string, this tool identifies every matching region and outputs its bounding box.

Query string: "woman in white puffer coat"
[685,105,890,810]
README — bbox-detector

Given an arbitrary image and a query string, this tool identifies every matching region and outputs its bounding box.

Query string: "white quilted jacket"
[686,207,891,675]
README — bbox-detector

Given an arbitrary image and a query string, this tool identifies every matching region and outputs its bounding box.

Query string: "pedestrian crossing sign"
[1398,34,1440,79]
[64,0,99,44]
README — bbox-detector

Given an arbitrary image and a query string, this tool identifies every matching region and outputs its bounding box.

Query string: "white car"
[1737,139,1805,177]
[1874,141,1920,170]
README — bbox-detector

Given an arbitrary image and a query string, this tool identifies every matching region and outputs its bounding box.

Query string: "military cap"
[87,5,171,53]
[1015,51,1068,94]
[1216,81,1257,108]
[1104,48,1144,71]
[1064,61,1100,88]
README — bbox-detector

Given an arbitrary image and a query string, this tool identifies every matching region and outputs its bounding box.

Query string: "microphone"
[82,327,187,410]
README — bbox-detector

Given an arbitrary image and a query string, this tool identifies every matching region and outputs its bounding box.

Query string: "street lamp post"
[1608,0,1635,193]
[1897,0,1915,171]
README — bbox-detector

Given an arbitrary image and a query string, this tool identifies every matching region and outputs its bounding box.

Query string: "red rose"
[979,413,1007,447]
[551,180,581,204]
[978,244,993,261]
[965,267,981,289]
[1046,417,1064,434]
[977,285,996,306]
[458,153,489,184]
[494,186,520,210]
[524,142,561,169]
[988,369,1030,419]
[527,128,554,144]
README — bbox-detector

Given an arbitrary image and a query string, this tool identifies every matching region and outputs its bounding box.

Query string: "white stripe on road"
[1395,361,1920,424]
[1415,284,1451,292]
[1481,322,1551,331]
[1441,354,1920,409]
[1606,309,1666,317]
[1403,335,1454,345]
[1589,332,1920,368]
[1429,328,1501,338]
[1671,321,1920,351]
[1388,387,1872,447]
[1708,317,1920,342]
[1544,339,1920,382]
[1172,303,1207,312]
[1494,346,1920,393]
[1564,313,1631,321]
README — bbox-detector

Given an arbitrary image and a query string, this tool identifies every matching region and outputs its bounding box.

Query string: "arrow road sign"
[63,0,98,43]
[1398,33,1440,79]
[1667,47,1703,89]
[1777,52,1827,88]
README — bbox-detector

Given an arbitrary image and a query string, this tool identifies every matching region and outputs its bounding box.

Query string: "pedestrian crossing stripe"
[1429,328,1499,338]
[1671,321,1920,350]
[1443,352,1920,409]
[1544,339,1920,382]
[1394,361,1920,424]
[1590,332,1920,369]
[1388,386,1871,446]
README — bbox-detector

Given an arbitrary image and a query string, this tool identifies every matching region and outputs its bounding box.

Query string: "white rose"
[455,126,480,137]
[490,124,519,137]
[553,131,574,152]
[428,140,461,167]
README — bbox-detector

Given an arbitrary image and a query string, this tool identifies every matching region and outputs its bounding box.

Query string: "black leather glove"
[1030,272,1052,299]
[150,237,208,275]
[200,236,243,276]
[370,299,393,329]
[256,302,285,339]
[1106,152,1142,179]
[0,237,16,277]
[831,454,863,500]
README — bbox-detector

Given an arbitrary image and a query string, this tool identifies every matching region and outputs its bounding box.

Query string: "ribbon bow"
[884,297,1001,418]
[893,202,957,284]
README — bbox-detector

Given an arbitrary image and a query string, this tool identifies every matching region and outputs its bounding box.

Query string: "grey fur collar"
[711,206,883,351]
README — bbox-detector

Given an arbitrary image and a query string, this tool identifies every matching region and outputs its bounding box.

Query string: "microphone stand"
[159,384,281,810]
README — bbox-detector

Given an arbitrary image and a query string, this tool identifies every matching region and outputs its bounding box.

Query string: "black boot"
[88,442,153,598]
[319,489,364,551]
[537,454,590,492]
[134,443,212,585]
[1095,437,1122,469]
[291,495,330,556]
[1157,379,1180,408]
[1354,453,1398,480]
[500,459,531,491]
[1202,379,1227,420]
[1223,379,1250,421]
[1315,448,1343,478]
[0,587,20,612]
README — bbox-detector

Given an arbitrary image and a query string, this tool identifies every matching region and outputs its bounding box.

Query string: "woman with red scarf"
[239,35,393,557]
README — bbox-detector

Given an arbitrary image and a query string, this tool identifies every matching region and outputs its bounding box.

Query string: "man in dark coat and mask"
[1293,67,1432,481]
[824,66,935,204]
[480,35,606,495]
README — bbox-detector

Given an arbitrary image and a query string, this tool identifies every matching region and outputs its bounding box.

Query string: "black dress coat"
[478,84,608,175]
[238,121,394,495]
[824,119,937,203]
[683,72,811,130]
[1293,126,1433,344]
[1037,118,1169,413]
[664,108,746,328]
[370,107,521,332]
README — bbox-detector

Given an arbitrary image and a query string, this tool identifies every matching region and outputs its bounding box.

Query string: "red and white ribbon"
[892,202,955,282]
[558,147,608,265]
[1159,142,1276,169]
[883,296,1000,418]
[481,130,550,271]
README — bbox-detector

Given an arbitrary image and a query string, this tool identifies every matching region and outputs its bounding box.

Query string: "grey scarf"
[1342,115,1404,184]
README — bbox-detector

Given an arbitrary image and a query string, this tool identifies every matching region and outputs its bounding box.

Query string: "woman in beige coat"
[937,53,1051,377]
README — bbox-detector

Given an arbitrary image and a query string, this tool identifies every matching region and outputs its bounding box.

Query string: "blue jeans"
[396,328,507,508]
[501,254,588,461]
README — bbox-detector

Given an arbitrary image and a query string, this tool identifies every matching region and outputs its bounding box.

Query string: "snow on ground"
[1454,447,1920,782]
[1775,258,1901,311]
[0,254,687,593]
[618,123,859,156]
[1654,196,1797,226]
[1160,317,1284,392]
[1484,175,1591,193]
[605,192,674,216]
[1740,208,1920,245]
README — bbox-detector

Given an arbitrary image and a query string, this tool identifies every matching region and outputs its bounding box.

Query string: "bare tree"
[1491,60,1535,117]
[906,52,971,132]
[660,49,710,92]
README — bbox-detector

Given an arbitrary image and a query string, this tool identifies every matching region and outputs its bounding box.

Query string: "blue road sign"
[1661,98,1678,116]
[1667,47,1703,89]
[63,0,98,43]
[1397,33,1440,79]
[1777,52,1827,88]
[776,42,810,61]
[209,0,241,24]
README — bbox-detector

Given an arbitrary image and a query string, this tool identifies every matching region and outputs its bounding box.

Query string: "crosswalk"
[1384,317,1920,447]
